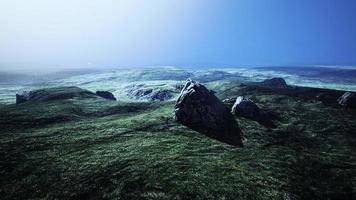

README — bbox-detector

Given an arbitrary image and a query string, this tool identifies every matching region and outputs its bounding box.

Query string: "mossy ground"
[0,82,355,199]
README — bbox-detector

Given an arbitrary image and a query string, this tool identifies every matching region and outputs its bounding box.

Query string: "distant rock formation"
[150,90,173,101]
[231,96,277,128]
[16,91,33,104]
[337,92,356,109]
[16,87,97,104]
[126,84,174,101]
[261,77,288,88]
[174,79,243,146]
[96,91,116,101]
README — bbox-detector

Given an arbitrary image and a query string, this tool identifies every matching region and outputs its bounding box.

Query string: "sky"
[1,0,356,71]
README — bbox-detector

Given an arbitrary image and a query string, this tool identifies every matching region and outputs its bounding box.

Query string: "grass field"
[0,82,355,199]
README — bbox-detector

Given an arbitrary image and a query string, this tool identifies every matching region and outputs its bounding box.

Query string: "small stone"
[337,92,356,109]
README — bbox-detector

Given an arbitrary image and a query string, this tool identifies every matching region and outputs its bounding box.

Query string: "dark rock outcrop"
[174,79,243,146]
[232,96,260,119]
[261,77,288,88]
[337,92,356,109]
[16,87,97,104]
[231,96,277,128]
[96,91,116,101]
[16,91,33,104]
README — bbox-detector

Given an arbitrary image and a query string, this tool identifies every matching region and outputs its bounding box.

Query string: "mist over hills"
[1,66,355,104]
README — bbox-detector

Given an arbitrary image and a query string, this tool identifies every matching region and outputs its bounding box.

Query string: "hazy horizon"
[1,0,356,72]
[2,64,356,76]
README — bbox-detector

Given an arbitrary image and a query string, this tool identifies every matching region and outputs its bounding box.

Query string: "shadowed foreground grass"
[0,84,355,199]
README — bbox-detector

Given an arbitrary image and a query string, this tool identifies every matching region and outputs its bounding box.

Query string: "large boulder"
[96,91,116,101]
[231,96,276,128]
[337,92,356,109]
[174,79,243,146]
[261,77,288,88]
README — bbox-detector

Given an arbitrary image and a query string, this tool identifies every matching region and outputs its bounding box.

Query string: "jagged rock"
[337,92,356,109]
[261,77,288,88]
[231,96,276,128]
[16,91,32,104]
[174,79,243,146]
[96,91,116,101]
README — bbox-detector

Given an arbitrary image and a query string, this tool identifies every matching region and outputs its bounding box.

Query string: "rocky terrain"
[0,70,356,199]
[1,66,356,105]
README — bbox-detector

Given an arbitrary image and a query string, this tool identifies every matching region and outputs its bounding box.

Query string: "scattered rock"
[261,77,288,88]
[174,79,243,146]
[337,92,356,109]
[96,91,116,101]
[231,96,277,128]
[16,91,33,104]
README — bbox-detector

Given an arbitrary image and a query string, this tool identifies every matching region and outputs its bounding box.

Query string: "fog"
[1,0,356,73]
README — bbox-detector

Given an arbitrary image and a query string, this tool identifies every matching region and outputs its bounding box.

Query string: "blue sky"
[0,0,356,71]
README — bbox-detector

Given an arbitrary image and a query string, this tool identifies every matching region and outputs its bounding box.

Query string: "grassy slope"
[0,83,355,200]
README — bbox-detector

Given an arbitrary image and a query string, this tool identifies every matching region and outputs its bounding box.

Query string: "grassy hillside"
[0,83,355,199]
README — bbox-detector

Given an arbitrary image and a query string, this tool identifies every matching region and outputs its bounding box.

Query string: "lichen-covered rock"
[261,77,288,88]
[337,92,356,109]
[232,96,276,128]
[96,91,116,101]
[174,79,243,146]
